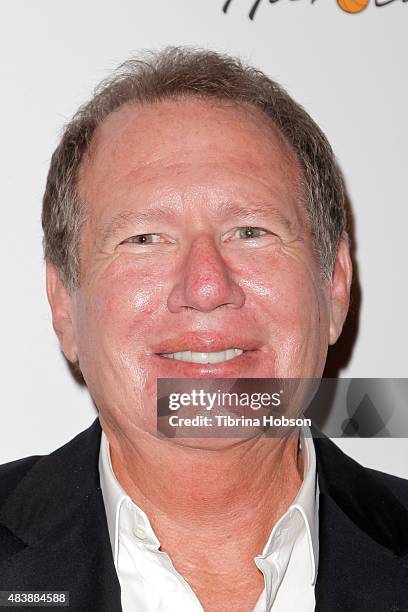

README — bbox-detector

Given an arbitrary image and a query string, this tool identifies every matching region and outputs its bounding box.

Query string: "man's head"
[44,47,352,436]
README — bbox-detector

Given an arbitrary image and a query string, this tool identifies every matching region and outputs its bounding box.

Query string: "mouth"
[153,332,262,376]
[159,348,244,364]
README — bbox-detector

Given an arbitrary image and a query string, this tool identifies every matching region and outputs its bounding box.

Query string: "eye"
[121,233,162,245]
[233,226,269,239]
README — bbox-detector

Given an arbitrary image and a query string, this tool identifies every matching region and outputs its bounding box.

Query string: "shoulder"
[0,454,42,510]
[0,420,102,564]
[0,420,102,512]
[0,455,42,559]
[314,433,408,513]
[365,466,408,507]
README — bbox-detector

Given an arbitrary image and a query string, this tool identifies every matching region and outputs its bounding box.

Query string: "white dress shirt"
[99,429,319,612]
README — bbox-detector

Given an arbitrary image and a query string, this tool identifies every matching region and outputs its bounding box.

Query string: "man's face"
[48,98,351,436]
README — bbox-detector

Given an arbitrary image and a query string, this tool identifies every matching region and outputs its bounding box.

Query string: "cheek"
[239,255,327,339]
[80,258,167,347]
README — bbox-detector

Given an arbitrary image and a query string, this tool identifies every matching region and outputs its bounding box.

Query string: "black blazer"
[0,419,407,611]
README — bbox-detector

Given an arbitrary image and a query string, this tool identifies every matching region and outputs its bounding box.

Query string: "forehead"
[78,97,303,218]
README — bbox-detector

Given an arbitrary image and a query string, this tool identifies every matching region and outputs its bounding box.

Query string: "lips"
[152,331,261,355]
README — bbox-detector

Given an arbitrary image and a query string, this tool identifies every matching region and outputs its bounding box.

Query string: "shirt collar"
[260,427,320,585]
[99,426,319,583]
[298,426,319,585]
[98,430,128,565]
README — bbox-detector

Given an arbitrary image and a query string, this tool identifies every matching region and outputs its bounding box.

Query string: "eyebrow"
[98,200,295,247]
[98,208,176,248]
[217,200,295,232]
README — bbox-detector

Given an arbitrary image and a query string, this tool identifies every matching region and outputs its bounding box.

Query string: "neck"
[102,418,303,555]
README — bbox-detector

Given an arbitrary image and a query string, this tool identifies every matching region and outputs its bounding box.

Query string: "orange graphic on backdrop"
[337,0,370,12]
[222,0,405,19]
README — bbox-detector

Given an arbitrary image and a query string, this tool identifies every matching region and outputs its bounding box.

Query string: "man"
[0,47,407,611]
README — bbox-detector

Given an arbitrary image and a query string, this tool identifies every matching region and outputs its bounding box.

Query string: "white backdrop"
[0,0,407,475]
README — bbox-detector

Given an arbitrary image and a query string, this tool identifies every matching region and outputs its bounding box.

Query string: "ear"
[329,233,353,345]
[46,261,78,363]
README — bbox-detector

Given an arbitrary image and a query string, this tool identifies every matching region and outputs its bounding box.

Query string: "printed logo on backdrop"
[223,0,407,19]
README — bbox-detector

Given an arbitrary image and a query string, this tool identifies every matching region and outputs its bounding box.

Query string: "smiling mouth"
[159,348,244,364]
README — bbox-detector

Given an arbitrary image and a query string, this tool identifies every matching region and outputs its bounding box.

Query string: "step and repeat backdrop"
[0,0,407,475]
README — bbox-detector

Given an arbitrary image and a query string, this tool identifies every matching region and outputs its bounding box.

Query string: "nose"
[167,234,245,313]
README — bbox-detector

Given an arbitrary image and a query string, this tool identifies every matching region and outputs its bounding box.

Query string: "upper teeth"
[160,348,243,364]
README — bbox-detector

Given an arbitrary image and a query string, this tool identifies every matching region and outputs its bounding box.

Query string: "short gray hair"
[42,46,346,291]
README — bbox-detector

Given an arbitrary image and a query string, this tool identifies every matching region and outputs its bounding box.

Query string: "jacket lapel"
[0,419,121,612]
[314,434,408,611]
